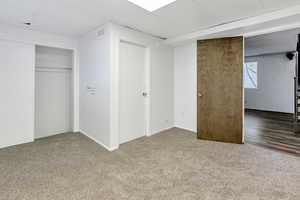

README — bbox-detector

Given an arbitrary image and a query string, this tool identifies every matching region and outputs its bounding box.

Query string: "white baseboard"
[0,138,34,149]
[148,126,175,136]
[80,126,192,151]
[79,130,117,152]
[35,130,71,139]
[173,126,197,133]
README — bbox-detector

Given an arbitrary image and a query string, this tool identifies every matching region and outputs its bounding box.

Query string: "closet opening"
[35,45,74,139]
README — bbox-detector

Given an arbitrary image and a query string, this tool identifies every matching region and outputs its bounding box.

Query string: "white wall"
[245,54,295,113]
[35,70,72,138]
[174,42,197,132]
[79,24,112,149]
[150,45,174,134]
[0,24,77,50]
[0,40,35,148]
[35,45,74,67]
[0,24,79,149]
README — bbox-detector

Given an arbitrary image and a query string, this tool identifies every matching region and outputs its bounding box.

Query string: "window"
[244,62,258,89]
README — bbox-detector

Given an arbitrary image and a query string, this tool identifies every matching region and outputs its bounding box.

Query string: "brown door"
[197,37,244,144]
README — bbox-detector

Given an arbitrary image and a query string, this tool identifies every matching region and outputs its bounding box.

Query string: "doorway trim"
[110,35,151,150]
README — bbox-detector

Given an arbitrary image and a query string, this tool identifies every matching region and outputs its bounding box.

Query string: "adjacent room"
[244,29,300,156]
[0,0,299,200]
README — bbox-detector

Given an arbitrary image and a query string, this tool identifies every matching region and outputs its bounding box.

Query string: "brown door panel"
[197,37,244,144]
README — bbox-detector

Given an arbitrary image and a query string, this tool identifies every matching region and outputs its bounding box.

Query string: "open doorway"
[244,28,300,156]
[35,45,74,139]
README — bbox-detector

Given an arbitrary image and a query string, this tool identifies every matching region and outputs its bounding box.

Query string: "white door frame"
[110,36,151,149]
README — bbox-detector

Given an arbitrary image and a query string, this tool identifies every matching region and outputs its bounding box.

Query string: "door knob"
[198,93,202,97]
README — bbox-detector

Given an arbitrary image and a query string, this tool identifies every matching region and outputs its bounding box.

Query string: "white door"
[119,41,147,144]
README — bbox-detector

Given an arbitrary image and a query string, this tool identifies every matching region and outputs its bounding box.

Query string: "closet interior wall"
[35,45,74,139]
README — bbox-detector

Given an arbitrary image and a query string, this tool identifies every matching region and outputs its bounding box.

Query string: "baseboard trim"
[245,108,293,115]
[149,126,175,136]
[0,138,34,149]
[173,126,197,133]
[79,130,117,152]
[35,131,71,140]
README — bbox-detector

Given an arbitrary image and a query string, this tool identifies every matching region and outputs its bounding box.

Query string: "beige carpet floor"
[0,128,299,200]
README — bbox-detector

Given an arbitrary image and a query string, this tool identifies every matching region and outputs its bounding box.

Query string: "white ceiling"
[245,27,300,56]
[0,0,300,38]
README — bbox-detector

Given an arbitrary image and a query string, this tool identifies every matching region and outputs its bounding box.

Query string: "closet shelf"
[36,65,72,69]
[35,65,72,72]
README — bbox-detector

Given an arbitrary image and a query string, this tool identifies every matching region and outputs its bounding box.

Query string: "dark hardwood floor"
[245,109,300,157]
